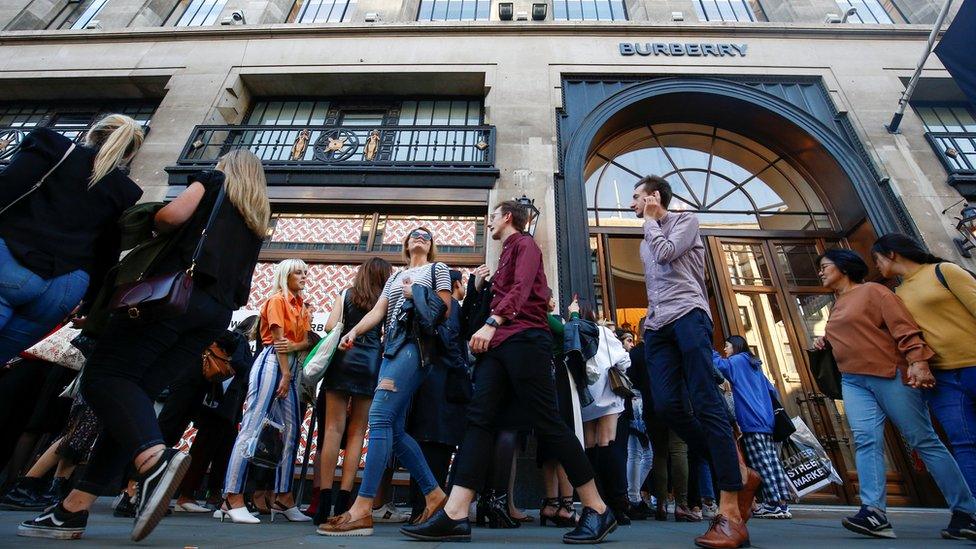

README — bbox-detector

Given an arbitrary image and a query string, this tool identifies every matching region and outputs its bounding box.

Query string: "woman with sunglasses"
[318,227,451,537]
[814,249,976,541]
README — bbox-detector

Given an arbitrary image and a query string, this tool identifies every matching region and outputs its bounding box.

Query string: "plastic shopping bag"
[780,416,843,497]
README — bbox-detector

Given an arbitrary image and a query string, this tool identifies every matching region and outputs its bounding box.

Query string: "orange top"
[260,291,311,345]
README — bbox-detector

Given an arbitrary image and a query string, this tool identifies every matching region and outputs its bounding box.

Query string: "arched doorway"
[558,77,933,506]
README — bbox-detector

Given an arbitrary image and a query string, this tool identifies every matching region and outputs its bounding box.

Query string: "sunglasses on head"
[410,230,432,242]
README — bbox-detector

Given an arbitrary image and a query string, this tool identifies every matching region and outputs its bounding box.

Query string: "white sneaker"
[371,502,409,523]
[702,502,719,519]
[174,501,211,513]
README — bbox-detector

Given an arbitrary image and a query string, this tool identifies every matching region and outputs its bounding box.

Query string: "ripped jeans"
[357,342,438,499]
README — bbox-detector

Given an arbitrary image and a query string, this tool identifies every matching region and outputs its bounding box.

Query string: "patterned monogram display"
[270,216,365,245]
[382,218,478,247]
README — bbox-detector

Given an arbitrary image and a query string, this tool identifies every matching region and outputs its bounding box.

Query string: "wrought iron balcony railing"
[926,131,976,176]
[176,124,496,169]
[0,127,86,163]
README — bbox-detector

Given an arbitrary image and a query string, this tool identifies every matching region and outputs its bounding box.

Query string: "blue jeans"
[842,373,976,513]
[0,237,89,365]
[358,342,438,499]
[926,367,976,496]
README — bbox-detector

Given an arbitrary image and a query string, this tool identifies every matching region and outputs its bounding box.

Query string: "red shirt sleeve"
[492,237,542,321]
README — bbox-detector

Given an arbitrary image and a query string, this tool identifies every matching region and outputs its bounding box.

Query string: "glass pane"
[774,243,822,286]
[722,243,773,286]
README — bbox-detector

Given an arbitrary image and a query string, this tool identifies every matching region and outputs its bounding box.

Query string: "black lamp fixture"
[516,194,542,236]
[498,2,514,20]
[953,202,976,258]
[531,2,548,20]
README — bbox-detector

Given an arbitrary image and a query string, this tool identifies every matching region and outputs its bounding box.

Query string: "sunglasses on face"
[410,230,433,242]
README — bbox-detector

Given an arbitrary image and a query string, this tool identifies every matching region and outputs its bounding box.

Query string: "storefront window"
[175,0,227,27]
[693,0,765,22]
[290,0,358,22]
[584,123,832,231]
[553,0,627,21]
[417,0,491,21]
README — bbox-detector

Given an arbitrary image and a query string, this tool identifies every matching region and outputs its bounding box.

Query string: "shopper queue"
[1,119,976,547]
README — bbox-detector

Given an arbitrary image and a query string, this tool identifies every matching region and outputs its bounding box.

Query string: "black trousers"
[453,329,593,490]
[179,410,236,500]
[77,289,229,494]
[158,366,209,447]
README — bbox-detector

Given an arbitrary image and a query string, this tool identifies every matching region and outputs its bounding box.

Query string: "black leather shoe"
[401,509,472,542]
[563,506,617,545]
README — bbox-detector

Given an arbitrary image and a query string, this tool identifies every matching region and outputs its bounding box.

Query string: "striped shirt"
[382,262,451,330]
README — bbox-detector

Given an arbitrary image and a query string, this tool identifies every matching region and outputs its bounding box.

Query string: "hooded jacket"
[712,350,777,434]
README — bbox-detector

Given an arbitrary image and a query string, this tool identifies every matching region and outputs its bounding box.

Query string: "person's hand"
[339,329,357,351]
[275,374,291,399]
[402,277,413,300]
[643,191,667,221]
[907,361,936,389]
[469,324,496,354]
[273,338,294,354]
[568,298,580,315]
[70,316,87,329]
[813,337,828,350]
[473,264,491,291]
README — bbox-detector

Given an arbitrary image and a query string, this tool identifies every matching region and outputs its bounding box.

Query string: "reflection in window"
[175,0,227,27]
[65,0,109,29]
[291,0,357,22]
[418,0,491,21]
[553,0,627,21]
[584,123,832,231]
[694,0,764,22]
[835,0,900,24]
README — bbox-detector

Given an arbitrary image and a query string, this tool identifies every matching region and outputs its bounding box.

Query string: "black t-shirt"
[151,171,263,309]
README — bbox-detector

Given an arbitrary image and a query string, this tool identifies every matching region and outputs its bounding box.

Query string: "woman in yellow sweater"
[872,234,976,497]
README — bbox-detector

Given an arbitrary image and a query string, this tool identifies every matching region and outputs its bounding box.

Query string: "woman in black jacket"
[18,149,270,543]
[0,115,144,365]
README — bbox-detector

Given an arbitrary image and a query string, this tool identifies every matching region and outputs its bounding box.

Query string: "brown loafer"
[737,468,762,523]
[411,490,448,525]
[316,512,374,536]
[694,514,750,548]
[675,504,703,522]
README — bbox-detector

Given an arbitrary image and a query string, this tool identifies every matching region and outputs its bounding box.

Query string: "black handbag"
[249,412,285,470]
[807,348,843,400]
[770,393,796,443]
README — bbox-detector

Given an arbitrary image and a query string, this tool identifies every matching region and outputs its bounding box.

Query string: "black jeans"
[644,308,742,492]
[178,410,236,501]
[77,289,230,495]
[158,366,209,447]
[453,329,593,490]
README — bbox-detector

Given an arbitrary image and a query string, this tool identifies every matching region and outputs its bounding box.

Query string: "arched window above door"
[584,123,833,231]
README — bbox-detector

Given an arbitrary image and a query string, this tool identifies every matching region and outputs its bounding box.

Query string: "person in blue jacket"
[713,335,793,520]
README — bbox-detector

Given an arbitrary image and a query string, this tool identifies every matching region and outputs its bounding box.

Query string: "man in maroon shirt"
[403,201,616,544]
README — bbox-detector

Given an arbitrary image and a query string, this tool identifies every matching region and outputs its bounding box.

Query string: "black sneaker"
[842,505,895,539]
[0,476,48,511]
[17,502,88,540]
[942,510,976,540]
[114,491,138,518]
[130,448,190,542]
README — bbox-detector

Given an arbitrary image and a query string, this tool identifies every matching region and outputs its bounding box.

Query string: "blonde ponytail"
[216,149,271,237]
[83,114,145,188]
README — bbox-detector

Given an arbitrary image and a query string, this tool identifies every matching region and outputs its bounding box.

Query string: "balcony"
[166,123,499,188]
[0,127,85,163]
[926,131,976,199]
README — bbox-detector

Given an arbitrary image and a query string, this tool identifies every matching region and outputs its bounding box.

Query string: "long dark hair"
[871,233,946,265]
[576,297,598,322]
[726,335,753,357]
[816,249,868,283]
[349,257,393,311]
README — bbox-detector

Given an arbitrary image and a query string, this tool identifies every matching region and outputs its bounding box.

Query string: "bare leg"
[507,449,528,519]
[24,437,63,479]
[340,396,371,492]
[318,391,350,496]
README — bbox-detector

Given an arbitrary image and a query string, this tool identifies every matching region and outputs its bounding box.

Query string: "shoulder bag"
[108,183,226,322]
[605,329,636,399]
[202,341,234,383]
[0,143,76,217]
[302,289,346,384]
[770,392,797,443]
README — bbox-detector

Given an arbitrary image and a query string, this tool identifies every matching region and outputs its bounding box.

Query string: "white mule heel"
[215,503,260,524]
[270,503,312,523]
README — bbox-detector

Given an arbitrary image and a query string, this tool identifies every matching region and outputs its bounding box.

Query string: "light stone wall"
[0,23,972,280]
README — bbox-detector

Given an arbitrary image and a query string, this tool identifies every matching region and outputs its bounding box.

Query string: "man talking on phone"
[402,200,616,544]
[630,176,759,548]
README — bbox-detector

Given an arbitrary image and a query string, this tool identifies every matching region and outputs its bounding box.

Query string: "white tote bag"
[302,289,346,383]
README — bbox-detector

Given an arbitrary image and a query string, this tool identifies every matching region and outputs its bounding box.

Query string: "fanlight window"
[584,123,832,231]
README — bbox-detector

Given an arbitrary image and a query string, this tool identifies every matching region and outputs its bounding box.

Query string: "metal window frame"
[552,0,629,21]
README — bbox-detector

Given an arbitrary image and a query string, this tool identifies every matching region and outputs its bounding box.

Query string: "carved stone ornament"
[0,129,26,161]
[364,129,381,161]
[476,140,489,151]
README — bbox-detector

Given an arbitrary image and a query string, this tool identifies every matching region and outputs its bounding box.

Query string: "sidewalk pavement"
[0,501,968,548]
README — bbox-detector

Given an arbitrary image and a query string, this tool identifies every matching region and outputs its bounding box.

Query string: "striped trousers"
[224,347,301,495]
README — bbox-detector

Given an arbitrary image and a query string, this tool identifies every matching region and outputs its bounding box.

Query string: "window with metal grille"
[59,0,110,29]
[175,0,228,26]
[417,0,491,21]
[553,0,627,21]
[289,0,357,22]
[915,104,976,176]
[693,0,765,22]
[835,0,903,24]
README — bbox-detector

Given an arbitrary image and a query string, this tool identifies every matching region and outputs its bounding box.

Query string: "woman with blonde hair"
[319,226,452,537]
[220,258,313,524]
[19,149,269,542]
[0,114,144,364]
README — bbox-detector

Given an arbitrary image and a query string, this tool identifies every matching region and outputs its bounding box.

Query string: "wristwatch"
[485,317,500,328]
